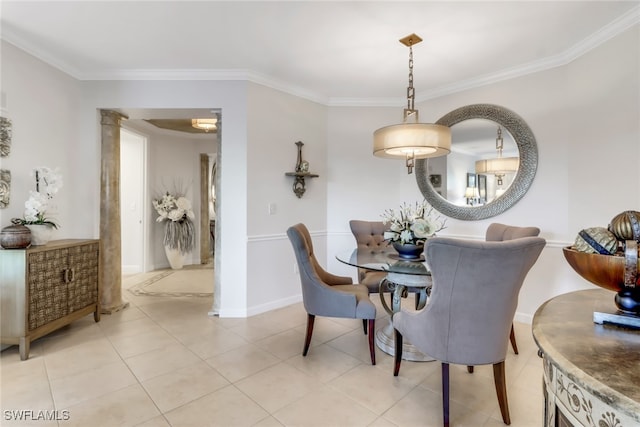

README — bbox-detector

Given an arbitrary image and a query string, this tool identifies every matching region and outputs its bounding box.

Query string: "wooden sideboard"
[532,289,640,427]
[0,239,101,360]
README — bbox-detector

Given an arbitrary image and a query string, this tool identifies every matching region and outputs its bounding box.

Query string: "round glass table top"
[335,248,430,276]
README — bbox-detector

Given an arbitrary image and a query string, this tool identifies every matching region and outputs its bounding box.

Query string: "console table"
[532,289,640,427]
[0,239,101,360]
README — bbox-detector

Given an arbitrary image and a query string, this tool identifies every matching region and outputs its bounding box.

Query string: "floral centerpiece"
[381,200,446,259]
[152,191,195,260]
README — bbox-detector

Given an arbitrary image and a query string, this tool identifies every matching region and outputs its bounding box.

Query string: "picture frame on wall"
[0,116,11,157]
[0,169,10,208]
[466,173,476,188]
[478,174,487,204]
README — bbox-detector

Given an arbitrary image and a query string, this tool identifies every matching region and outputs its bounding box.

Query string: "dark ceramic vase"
[0,224,32,249]
[615,289,640,314]
[392,242,424,260]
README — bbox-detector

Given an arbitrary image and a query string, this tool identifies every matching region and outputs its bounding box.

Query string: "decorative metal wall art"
[0,116,11,157]
[0,169,10,208]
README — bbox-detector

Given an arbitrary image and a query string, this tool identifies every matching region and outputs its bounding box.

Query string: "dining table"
[335,247,434,361]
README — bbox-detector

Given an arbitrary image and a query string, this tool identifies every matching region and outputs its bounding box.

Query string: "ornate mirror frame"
[415,104,538,220]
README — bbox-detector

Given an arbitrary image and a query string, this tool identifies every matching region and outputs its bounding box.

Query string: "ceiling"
[1,1,638,107]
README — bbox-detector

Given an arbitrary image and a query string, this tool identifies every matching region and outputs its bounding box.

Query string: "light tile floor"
[1,269,544,427]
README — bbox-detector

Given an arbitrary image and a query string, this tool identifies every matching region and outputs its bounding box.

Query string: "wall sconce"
[285,141,318,198]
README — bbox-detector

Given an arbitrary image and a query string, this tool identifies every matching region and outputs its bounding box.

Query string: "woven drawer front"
[67,243,99,312]
[28,249,69,330]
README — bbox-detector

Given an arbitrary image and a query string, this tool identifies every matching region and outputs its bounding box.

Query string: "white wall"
[246,83,328,314]
[0,42,86,235]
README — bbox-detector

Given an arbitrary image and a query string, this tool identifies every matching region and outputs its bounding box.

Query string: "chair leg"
[363,319,368,335]
[368,319,376,365]
[442,363,450,427]
[303,314,315,356]
[467,366,474,373]
[493,361,511,425]
[509,323,519,354]
[393,328,403,376]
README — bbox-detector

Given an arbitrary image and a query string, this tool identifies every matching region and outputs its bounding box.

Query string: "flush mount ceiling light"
[475,127,519,185]
[191,118,218,132]
[373,33,451,174]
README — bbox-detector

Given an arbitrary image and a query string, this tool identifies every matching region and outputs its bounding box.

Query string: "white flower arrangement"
[152,192,195,223]
[15,167,63,228]
[381,200,446,245]
[152,191,196,254]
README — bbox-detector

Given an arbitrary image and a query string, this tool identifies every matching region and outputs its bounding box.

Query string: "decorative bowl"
[562,247,638,292]
[392,242,424,260]
[563,246,640,313]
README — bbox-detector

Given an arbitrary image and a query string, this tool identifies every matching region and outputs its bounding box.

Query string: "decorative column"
[100,110,129,314]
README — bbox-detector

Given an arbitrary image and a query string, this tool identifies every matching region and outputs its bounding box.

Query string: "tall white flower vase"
[26,224,54,246]
[164,245,185,270]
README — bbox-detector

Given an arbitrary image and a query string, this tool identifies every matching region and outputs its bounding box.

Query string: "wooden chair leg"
[509,323,519,354]
[368,319,376,365]
[363,319,368,335]
[493,361,511,425]
[467,366,474,373]
[393,328,403,376]
[442,363,450,427]
[303,314,315,356]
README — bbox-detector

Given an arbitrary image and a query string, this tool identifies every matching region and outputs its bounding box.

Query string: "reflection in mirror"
[432,119,519,206]
[416,104,537,220]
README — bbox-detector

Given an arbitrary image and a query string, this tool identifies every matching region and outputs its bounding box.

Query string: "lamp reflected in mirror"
[464,186,480,206]
[475,127,519,187]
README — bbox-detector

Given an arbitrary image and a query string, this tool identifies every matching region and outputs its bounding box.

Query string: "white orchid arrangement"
[381,200,446,245]
[152,191,196,254]
[15,167,63,228]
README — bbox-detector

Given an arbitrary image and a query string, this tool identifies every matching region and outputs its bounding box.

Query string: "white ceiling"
[2,1,639,106]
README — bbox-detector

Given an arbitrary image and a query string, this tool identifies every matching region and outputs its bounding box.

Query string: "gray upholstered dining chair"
[349,220,389,293]
[485,222,541,354]
[287,223,377,365]
[393,236,545,426]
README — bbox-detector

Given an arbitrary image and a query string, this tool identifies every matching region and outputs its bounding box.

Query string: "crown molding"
[3,5,638,108]
[406,4,640,105]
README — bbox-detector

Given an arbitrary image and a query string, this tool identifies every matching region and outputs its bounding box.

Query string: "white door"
[120,128,146,274]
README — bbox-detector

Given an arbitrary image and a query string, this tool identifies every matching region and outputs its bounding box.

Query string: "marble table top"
[532,289,640,421]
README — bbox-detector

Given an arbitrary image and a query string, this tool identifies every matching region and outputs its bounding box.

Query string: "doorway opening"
[103,108,219,305]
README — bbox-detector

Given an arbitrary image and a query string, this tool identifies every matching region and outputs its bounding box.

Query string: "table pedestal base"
[377,273,434,362]
[375,319,434,361]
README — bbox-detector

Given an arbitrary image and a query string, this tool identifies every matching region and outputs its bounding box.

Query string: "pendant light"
[373,34,451,174]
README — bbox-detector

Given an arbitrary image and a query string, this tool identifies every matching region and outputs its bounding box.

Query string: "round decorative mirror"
[415,104,537,220]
